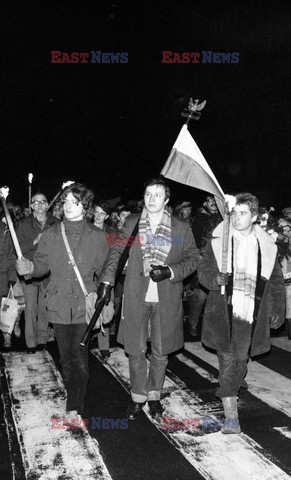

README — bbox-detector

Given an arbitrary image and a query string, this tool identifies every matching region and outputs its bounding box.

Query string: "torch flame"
[28,173,33,183]
[62,180,75,189]
[0,187,9,199]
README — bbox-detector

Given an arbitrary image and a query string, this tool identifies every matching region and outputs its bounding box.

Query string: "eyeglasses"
[32,200,47,206]
[62,200,80,207]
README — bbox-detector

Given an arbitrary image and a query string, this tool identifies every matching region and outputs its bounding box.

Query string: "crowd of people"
[0,178,290,434]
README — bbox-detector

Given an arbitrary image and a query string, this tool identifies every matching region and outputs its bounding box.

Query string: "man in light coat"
[117,178,199,420]
[198,192,285,434]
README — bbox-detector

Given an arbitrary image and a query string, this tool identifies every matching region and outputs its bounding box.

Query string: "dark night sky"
[1,1,290,212]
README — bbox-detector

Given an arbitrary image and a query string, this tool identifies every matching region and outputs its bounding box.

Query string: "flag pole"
[221,202,230,295]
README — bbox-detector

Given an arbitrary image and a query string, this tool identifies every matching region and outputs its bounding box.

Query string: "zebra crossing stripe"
[91,346,290,480]
[184,342,291,419]
[1,351,112,480]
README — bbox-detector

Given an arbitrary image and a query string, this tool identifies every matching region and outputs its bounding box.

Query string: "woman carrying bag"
[16,183,120,418]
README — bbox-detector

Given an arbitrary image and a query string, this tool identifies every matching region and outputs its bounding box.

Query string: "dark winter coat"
[0,222,16,296]
[31,220,120,324]
[117,214,200,355]
[198,223,285,357]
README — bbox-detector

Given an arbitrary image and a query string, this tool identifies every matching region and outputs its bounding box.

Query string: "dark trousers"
[129,302,168,403]
[54,323,89,413]
[216,318,252,398]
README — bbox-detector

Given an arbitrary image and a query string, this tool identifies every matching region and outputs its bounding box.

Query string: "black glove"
[96,282,112,306]
[8,281,16,288]
[150,264,171,283]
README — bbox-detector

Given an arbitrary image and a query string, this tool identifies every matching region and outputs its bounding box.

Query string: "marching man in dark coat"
[117,178,199,420]
[198,192,285,434]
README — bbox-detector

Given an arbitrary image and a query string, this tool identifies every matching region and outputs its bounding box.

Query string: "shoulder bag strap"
[60,222,89,297]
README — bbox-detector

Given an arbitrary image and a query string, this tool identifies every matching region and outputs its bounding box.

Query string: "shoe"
[126,401,145,421]
[27,347,36,354]
[148,400,163,419]
[37,344,47,351]
[221,397,241,434]
[13,320,21,338]
[101,350,110,362]
[3,334,12,349]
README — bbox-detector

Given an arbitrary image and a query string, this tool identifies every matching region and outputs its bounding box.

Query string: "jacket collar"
[211,222,277,280]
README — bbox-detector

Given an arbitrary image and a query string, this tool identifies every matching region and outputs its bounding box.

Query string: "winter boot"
[221,397,241,434]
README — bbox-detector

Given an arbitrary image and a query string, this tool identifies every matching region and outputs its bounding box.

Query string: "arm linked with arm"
[197,239,222,291]
[167,223,200,283]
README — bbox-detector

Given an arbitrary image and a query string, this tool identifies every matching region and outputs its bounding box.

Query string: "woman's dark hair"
[58,183,94,219]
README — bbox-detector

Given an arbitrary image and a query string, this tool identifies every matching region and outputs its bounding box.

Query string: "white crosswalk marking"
[1,351,112,480]
[1,339,291,480]
[184,341,291,418]
[91,347,291,480]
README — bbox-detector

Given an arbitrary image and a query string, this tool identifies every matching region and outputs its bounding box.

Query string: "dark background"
[1,0,290,212]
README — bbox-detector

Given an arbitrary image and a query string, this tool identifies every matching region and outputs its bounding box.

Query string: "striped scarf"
[139,206,172,276]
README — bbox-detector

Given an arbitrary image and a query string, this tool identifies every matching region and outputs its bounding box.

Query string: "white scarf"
[232,229,258,323]
[211,222,278,324]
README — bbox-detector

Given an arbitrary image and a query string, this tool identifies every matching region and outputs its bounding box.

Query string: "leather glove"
[216,272,229,286]
[96,282,112,306]
[269,315,282,329]
[16,257,34,276]
[8,280,16,288]
[150,264,171,283]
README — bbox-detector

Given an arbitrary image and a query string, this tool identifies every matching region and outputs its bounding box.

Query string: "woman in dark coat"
[16,184,120,417]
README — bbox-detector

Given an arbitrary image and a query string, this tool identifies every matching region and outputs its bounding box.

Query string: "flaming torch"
[28,173,33,214]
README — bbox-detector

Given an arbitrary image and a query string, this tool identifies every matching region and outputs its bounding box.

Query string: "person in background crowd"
[117,178,199,421]
[186,195,222,337]
[281,206,291,224]
[16,193,59,353]
[108,207,120,229]
[16,183,121,418]
[173,200,193,226]
[22,205,31,218]
[116,205,134,231]
[198,192,285,434]
[13,205,23,224]
[92,201,116,361]
[0,209,18,349]
[277,214,291,339]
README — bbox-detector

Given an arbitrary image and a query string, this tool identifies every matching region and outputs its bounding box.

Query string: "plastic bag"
[0,286,19,335]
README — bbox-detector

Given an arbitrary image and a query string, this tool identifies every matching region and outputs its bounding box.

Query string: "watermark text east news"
[51,51,128,63]
[162,51,239,63]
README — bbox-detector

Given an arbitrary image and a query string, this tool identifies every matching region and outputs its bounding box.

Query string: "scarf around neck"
[139,206,172,276]
[211,222,278,324]
[232,228,258,323]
